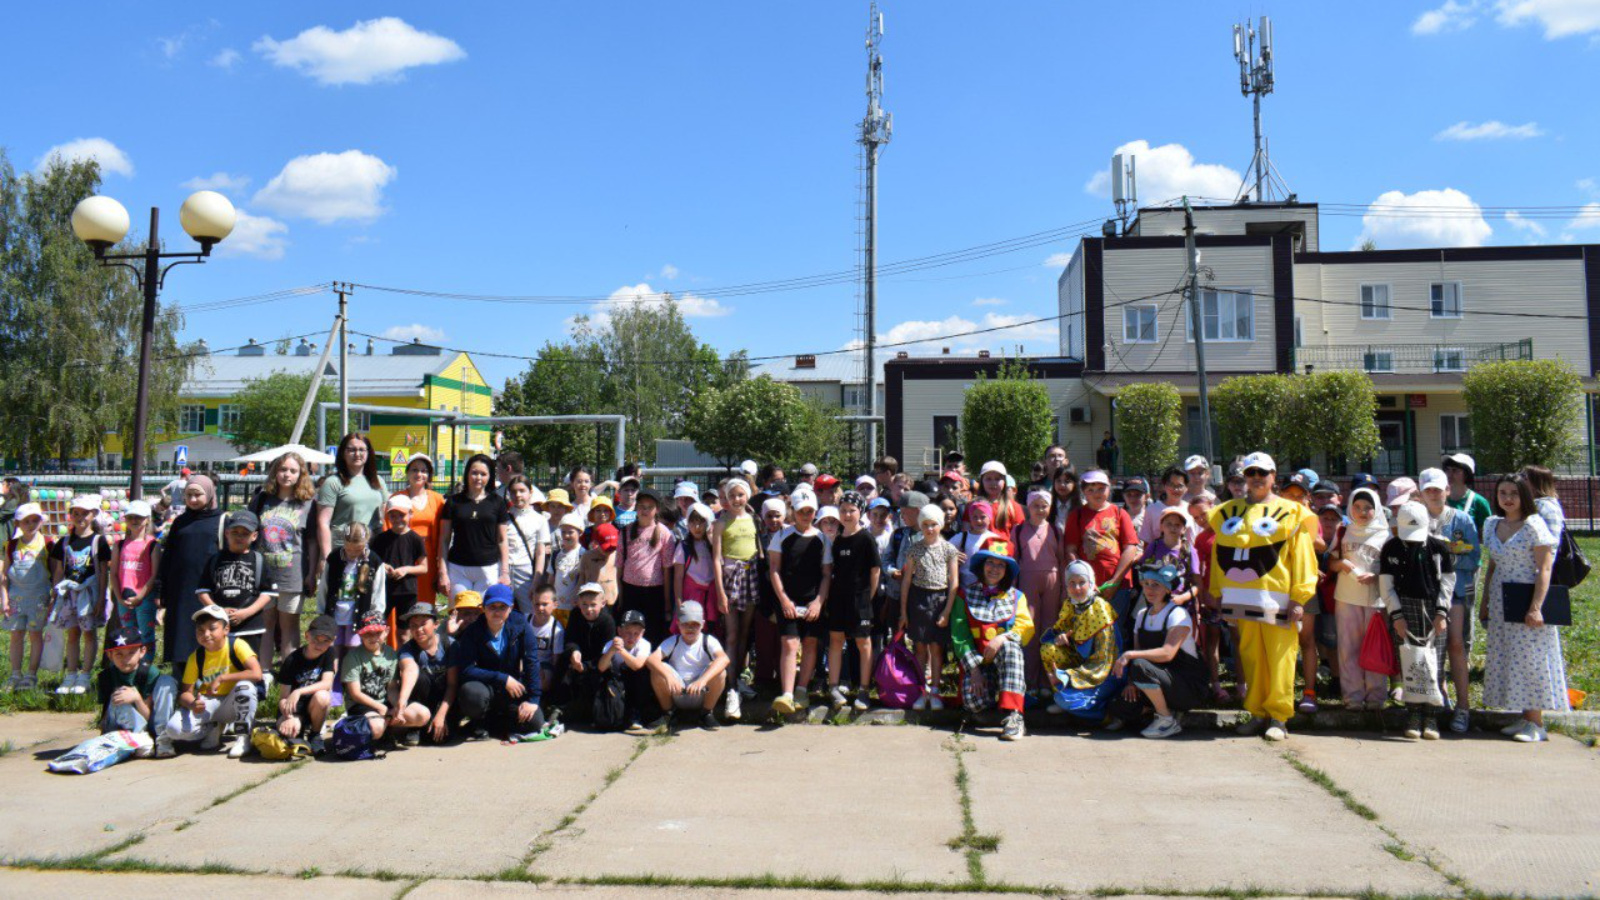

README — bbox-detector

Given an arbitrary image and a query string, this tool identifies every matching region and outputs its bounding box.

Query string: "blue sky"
[7,1,1600,386]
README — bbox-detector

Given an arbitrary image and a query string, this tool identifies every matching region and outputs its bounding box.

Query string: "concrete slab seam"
[518,735,663,878]
[943,734,1001,886]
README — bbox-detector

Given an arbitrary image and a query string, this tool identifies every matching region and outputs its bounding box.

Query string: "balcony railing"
[1287,339,1532,375]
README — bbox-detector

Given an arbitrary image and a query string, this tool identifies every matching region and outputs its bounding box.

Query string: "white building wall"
[1059,246,1085,359]
[1134,205,1319,252]
[899,376,1098,476]
[1101,244,1278,372]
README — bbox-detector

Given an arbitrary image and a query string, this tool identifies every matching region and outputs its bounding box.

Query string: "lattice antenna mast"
[860,0,892,464]
[1233,16,1277,202]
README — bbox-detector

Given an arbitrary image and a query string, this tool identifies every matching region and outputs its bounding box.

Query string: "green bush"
[1116,382,1182,478]
[961,360,1053,478]
[1285,370,1382,464]
[1210,374,1294,459]
[1463,359,1584,472]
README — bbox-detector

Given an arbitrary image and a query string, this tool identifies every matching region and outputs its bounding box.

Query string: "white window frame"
[1433,347,1466,373]
[350,410,372,433]
[217,403,242,435]
[179,404,206,434]
[1122,304,1158,343]
[1440,413,1472,453]
[842,385,867,410]
[1360,283,1392,320]
[1430,282,1463,319]
[1185,288,1255,343]
[1363,350,1394,374]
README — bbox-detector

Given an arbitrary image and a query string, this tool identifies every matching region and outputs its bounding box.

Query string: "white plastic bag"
[39,623,67,673]
[47,730,153,775]
[1399,635,1444,706]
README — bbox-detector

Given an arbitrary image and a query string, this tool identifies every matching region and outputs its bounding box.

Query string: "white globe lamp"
[71,195,131,251]
[179,190,236,251]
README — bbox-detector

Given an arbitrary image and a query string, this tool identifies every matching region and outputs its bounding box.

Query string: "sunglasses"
[1243,468,1271,478]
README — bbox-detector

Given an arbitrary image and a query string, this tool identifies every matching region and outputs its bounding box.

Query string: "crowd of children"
[0,441,1579,767]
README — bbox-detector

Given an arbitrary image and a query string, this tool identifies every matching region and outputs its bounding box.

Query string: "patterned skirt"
[721,558,761,612]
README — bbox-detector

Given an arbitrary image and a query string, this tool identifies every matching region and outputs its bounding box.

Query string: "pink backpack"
[873,630,924,709]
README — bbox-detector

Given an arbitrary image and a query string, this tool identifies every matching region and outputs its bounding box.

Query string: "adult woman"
[437,454,511,600]
[396,453,446,603]
[505,474,550,614]
[316,433,385,567]
[1481,473,1569,742]
[1047,466,1080,532]
[567,466,596,523]
[976,461,1025,535]
[249,452,319,671]
[158,474,224,666]
[619,489,675,644]
[1012,489,1064,691]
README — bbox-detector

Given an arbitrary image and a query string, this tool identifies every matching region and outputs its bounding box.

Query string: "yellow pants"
[1238,619,1299,723]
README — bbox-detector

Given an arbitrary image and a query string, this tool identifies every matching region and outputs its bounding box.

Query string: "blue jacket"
[451,610,541,703]
[1432,506,1480,598]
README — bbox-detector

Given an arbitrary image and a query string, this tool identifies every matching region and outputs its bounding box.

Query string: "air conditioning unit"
[1069,405,1091,425]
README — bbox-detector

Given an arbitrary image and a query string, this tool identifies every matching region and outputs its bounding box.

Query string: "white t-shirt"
[1134,603,1198,658]
[507,508,551,568]
[656,633,724,682]
[607,636,652,672]
[531,617,565,667]
[552,546,583,610]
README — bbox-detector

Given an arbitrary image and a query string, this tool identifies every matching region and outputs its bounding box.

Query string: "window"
[1360,284,1391,320]
[218,404,241,435]
[1363,351,1394,374]
[1294,315,1304,349]
[842,385,866,410]
[1431,282,1462,318]
[350,411,372,432]
[1122,305,1157,343]
[1185,289,1254,342]
[1434,348,1466,373]
[179,404,205,433]
[932,416,959,452]
[1440,413,1472,453]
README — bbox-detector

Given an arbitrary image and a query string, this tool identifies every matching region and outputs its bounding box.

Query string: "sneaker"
[1046,702,1065,715]
[4,672,20,691]
[1500,720,1526,736]
[1263,720,1289,742]
[625,717,648,736]
[1142,714,1183,739]
[724,689,743,721]
[794,687,809,709]
[227,733,250,759]
[737,678,757,699]
[308,735,326,756]
[851,690,870,712]
[71,671,90,694]
[1422,719,1441,741]
[771,693,797,716]
[403,729,421,747]
[199,725,223,751]
[928,694,945,711]
[1102,716,1126,732]
[912,693,929,712]
[829,685,848,708]
[55,674,74,695]
[1510,721,1548,743]
[1000,711,1026,741]
[18,674,37,691]
[1236,717,1267,737]
[153,739,176,759]
[1211,685,1232,704]
[469,726,491,742]
[1297,693,1318,715]
[645,714,671,734]
[700,711,721,731]
[1403,711,1423,740]
[1450,709,1471,734]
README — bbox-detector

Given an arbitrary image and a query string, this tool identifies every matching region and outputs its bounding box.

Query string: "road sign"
[325,446,337,458]
[174,446,189,467]
[391,448,408,469]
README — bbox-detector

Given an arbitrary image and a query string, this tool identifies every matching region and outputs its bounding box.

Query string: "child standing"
[825,491,881,710]
[317,523,389,662]
[673,503,718,638]
[1011,491,1063,691]
[581,496,620,606]
[711,479,761,720]
[370,495,427,645]
[167,606,263,758]
[197,511,277,659]
[2,502,50,690]
[1380,501,1454,740]
[506,476,550,614]
[1329,487,1390,712]
[528,585,565,700]
[109,500,161,653]
[950,501,1004,594]
[951,547,1034,740]
[1187,493,1230,703]
[900,504,960,711]
[767,492,832,716]
[49,495,112,695]
[550,513,586,624]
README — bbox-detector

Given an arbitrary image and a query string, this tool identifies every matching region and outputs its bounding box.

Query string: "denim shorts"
[2,595,48,632]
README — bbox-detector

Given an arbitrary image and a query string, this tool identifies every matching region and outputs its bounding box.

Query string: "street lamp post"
[71,190,236,496]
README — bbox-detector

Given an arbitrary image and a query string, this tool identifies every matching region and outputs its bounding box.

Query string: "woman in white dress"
[1480,473,1569,743]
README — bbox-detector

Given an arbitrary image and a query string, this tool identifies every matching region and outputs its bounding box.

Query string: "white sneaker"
[829,685,849,708]
[1141,714,1183,739]
[912,693,929,711]
[1450,709,1470,734]
[928,694,945,711]
[1046,702,1065,715]
[1500,720,1526,736]
[1263,720,1289,742]
[1510,721,1548,743]
[724,689,743,721]
[851,690,870,712]
[227,733,250,758]
[55,674,74,695]
[71,671,89,694]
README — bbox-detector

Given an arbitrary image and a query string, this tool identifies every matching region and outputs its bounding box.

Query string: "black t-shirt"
[49,533,111,583]
[400,634,453,678]
[773,526,828,603]
[371,529,425,601]
[275,646,337,692]
[830,529,881,601]
[444,492,510,567]
[199,549,275,634]
[562,609,616,670]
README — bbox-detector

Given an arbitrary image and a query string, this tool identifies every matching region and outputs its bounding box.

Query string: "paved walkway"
[0,711,1596,898]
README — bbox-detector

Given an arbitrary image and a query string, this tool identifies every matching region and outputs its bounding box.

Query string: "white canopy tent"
[229,443,337,466]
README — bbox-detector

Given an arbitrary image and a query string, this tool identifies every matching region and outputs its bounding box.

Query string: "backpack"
[251,726,310,761]
[591,673,628,731]
[329,715,379,761]
[873,630,925,710]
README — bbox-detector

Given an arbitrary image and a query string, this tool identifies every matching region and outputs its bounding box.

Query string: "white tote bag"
[1398,634,1444,706]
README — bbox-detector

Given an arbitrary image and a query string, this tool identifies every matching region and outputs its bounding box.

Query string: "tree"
[1463,359,1584,473]
[495,340,612,479]
[1209,374,1295,460]
[1284,370,1381,465]
[683,376,843,471]
[0,149,191,468]
[228,371,335,454]
[1116,382,1182,477]
[961,359,1053,478]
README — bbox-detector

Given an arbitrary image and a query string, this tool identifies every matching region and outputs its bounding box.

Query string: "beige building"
[889,200,1599,477]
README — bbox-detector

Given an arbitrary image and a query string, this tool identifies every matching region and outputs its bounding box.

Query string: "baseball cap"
[1080,470,1111,486]
[1396,501,1431,542]
[402,602,439,622]
[678,600,706,624]
[1296,468,1320,486]
[1349,473,1379,493]
[1138,563,1182,589]
[405,452,435,474]
[192,605,230,625]
[855,474,877,488]
[1418,468,1448,493]
[1183,455,1210,472]
[1282,471,1315,494]
[307,614,338,639]
[739,460,758,476]
[1442,453,1476,475]
[674,481,699,500]
[867,497,892,511]
[1311,481,1340,496]
[386,493,414,512]
[357,612,388,634]
[70,494,101,512]
[941,469,965,484]
[799,463,819,477]
[1158,505,1193,528]
[13,502,43,522]
[125,499,152,519]
[1122,476,1149,494]
[620,609,646,627]
[817,505,841,523]
[1239,452,1277,473]
[483,584,515,607]
[1386,477,1418,507]
[578,581,604,597]
[899,490,930,510]
[814,473,840,490]
[226,510,259,531]
[979,460,1007,477]
[558,513,585,532]
[790,491,819,513]
[618,475,642,489]
[104,624,145,652]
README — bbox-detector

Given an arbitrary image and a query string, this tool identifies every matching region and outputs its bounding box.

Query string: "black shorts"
[829,590,874,639]
[773,600,828,640]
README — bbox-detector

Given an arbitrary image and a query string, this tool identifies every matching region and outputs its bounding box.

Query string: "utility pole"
[860,1,892,465]
[335,282,352,435]
[1183,198,1213,465]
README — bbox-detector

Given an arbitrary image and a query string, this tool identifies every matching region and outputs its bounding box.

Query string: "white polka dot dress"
[1482,514,1570,713]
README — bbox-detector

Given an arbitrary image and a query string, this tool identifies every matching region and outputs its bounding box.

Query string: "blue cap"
[1297,468,1320,485]
[1138,563,1181,590]
[483,584,515,607]
[1349,473,1379,493]
[868,497,892,511]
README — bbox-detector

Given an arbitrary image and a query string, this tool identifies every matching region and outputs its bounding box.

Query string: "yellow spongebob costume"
[1207,495,1319,723]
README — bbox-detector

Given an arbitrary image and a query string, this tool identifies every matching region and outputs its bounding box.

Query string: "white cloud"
[253,150,397,223]
[1355,188,1494,248]
[1504,210,1548,238]
[215,210,288,260]
[569,282,731,334]
[382,323,445,343]
[1435,120,1544,140]
[211,48,241,70]
[1084,140,1242,204]
[182,172,251,195]
[254,17,465,86]
[1043,252,1074,268]
[1579,177,1599,197]
[868,312,1055,355]
[158,34,188,59]
[1495,0,1600,38]
[1414,1,1481,34]
[1566,203,1600,232]
[34,137,133,177]
[972,297,1007,307]
[659,263,679,280]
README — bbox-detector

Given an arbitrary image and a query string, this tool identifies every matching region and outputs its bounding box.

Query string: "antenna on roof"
[1231,16,1288,203]
[1110,153,1137,233]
